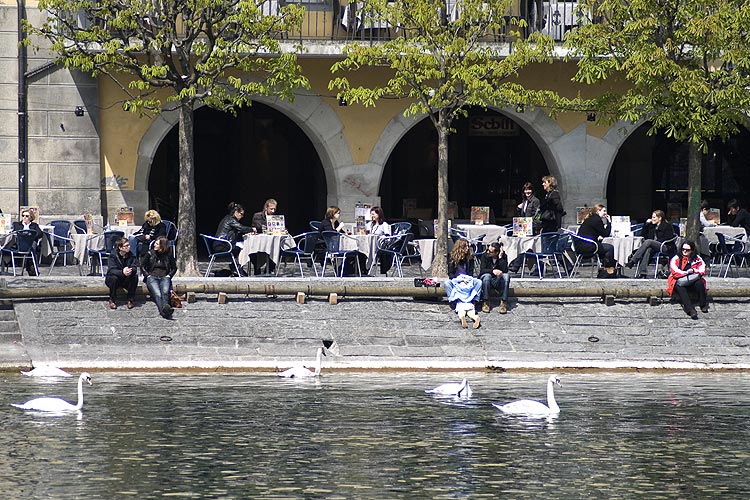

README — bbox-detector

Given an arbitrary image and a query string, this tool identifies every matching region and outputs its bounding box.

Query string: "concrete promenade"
[1,262,749,372]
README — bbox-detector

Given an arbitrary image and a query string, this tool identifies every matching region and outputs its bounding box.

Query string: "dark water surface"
[2,372,750,499]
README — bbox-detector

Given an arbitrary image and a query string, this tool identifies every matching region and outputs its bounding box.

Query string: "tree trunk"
[175,101,200,276]
[685,142,702,244]
[429,110,450,277]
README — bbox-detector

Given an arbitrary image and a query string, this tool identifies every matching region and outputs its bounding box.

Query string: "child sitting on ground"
[447,274,481,329]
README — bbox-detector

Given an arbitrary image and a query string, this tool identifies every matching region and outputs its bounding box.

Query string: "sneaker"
[460,316,468,329]
[161,304,174,319]
[700,306,709,314]
[108,300,117,310]
[473,316,481,329]
[498,301,508,314]
[126,300,135,309]
[481,301,491,313]
[625,260,635,269]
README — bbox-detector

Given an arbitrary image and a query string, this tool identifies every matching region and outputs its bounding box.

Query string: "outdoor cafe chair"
[49,220,73,265]
[566,230,601,278]
[647,235,678,278]
[88,230,124,277]
[44,231,80,276]
[73,219,88,234]
[0,230,40,277]
[321,230,361,277]
[521,232,562,279]
[162,220,179,258]
[369,233,409,277]
[277,232,320,277]
[391,221,412,235]
[712,232,744,278]
[200,234,242,278]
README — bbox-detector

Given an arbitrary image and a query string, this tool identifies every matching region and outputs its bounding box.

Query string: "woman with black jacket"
[539,175,564,234]
[576,204,615,263]
[141,236,177,318]
[626,209,675,278]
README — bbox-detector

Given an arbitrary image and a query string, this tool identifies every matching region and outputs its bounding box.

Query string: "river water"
[2,371,749,499]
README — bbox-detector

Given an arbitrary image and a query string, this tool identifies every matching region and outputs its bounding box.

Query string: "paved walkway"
[1,260,749,372]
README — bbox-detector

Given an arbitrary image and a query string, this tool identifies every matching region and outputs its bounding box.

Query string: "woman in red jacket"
[667,240,708,320]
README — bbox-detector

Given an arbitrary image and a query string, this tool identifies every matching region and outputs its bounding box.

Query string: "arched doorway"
[379,108,549,224]
[149,102,327,246]
[607,124,750,221]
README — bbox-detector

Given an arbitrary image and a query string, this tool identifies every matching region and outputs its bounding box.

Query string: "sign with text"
[468,116,519,136]
[513,217,533,237]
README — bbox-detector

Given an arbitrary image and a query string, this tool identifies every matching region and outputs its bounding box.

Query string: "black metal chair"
[73,219,88,234]
[391,221,412,235]
[277,232,320,277]
[1,230,40,276]
[647,235,678,278]
[88,230,124,277]
[567,231,601,278]
[162,220,179,258]
[200,234,242,278]
[369,233,409,277]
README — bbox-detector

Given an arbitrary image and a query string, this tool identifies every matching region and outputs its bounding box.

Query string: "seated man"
[105,238,138,309]
[478,242,511,314]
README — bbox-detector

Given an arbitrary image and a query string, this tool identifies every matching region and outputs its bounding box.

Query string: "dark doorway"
[149,103,327,252]
[379,108,549,225]
[607,124,750,221]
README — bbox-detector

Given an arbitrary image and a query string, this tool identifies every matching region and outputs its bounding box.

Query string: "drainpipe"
[17,0,57,211]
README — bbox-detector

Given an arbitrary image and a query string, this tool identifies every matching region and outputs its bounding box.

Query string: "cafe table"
[238,233,294,270]
[338,233,380,271]
[602,236,644,266]
[414,238,455,271]
[498,234,543,263]
[456,224,507,243]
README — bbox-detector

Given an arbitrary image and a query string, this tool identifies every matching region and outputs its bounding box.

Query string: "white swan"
[21,365,72,378]
[279,348,326,378]
[493,375,561,416]
[11,372,93,412]
[425,378,473,398]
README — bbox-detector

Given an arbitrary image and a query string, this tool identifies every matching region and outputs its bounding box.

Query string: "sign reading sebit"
[468,116,519,136]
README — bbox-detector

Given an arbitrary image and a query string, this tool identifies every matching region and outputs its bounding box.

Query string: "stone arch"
[127,91,353,217]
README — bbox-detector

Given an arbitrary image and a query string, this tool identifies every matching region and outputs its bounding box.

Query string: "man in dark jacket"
[478,242,511,314]
[727,199,750,234]
[105,238,139,309]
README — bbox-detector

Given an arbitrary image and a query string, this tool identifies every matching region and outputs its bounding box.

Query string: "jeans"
[146,275,172,312]
[480,272,511,302]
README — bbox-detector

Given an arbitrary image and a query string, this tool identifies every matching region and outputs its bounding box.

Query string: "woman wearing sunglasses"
[667,240,708,320]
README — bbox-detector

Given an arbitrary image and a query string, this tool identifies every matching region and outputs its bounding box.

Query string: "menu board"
[355,216,367,235]
[0,214,12,234]
[354,202,372,220]
[116,207,134,225]
[513,217,533,237]
[470,206,490,225]
[266,215,286,235]
[679,218,687,237]
[610,215,631,237]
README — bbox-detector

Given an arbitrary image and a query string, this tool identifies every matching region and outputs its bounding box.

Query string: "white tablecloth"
[339,234,380,270]
[702,226,746,245]
[602,236,643,266]
[499,235,543,262]
[105,225,142,238]
[238,234,294,268]
[71,233,104,265]
[456,224,507,243]
[415,238,457,271]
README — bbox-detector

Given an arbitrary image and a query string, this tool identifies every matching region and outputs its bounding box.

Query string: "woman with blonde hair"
[130,209,167,257]
[539,175,564,233]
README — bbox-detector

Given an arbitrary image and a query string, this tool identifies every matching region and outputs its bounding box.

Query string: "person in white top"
[366,206,391,236]
[699,200,716,228]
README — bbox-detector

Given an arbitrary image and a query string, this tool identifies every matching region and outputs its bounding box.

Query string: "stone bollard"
[296,292,306,304]
[187,292,196,304]
[218,292,228,304]
[328,293,338,305]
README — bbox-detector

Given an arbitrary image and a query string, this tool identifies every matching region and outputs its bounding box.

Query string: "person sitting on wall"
[667,240,708,320]
[105,238,138,310]
[129,209,167,257]
[215,201,253,276]
[11,209,43,276]
[625,209,675,278]
[478,242,510,315]
[443,238,481,302]
[250,198,281,275]
[576,204,615,264]
[727,199,750,234]
[141,236,177,319]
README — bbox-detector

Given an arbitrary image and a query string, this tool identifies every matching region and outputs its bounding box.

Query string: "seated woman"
[366,206,391,236]
[626,209,675,278]
[130,209,167,257]
[443,238,481,301]
[215,202,254,275]
[320,206,346,233]
[667,240,708,320]
[576,204,615,264]
[141,236,177,319]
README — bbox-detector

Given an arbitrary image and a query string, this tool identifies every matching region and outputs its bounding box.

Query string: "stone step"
[0,322,19,333]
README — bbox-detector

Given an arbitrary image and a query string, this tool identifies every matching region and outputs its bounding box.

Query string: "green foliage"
[566,0,750,150]
[27,0,311,113]
[329,0,557,129]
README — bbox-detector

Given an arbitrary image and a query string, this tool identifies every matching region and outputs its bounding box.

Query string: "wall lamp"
[74,106,85,117]
[338,96,347,107]
[586,112,597,122]
[516,104,525,114]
